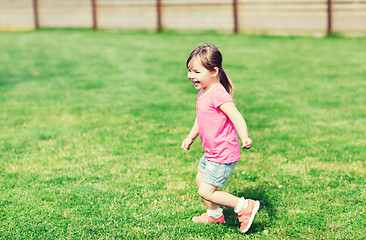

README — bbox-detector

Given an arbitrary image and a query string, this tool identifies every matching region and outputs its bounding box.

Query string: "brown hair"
[186,43,235,96]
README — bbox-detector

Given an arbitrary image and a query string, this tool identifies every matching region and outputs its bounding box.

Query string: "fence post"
[32,0,39,29]
[327,0,333,36]
[233,0,239,33]
[91,0,98,30]
[157,0,162,32]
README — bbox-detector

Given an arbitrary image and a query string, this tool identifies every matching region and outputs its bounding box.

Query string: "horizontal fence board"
[38,0,92,28]
[98,0,155,7]
[334,12,366,30]
[98,7,157,29]
[0,0,33,28]
[163,5,232,30]
[240,12,327,30]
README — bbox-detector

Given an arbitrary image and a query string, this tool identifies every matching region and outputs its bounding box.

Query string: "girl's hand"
[181,138,194,151]
[241,138,253,150]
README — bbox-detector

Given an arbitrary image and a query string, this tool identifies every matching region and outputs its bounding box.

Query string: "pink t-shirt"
[196,84,240,164]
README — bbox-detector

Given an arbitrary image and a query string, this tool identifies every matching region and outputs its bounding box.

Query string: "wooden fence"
[1,0,365,36]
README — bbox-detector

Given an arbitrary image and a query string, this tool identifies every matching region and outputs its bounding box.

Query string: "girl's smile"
[192,79,200,87]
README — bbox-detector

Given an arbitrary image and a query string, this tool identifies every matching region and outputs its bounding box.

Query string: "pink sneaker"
[237,199,260,233]
[192,213,225,223]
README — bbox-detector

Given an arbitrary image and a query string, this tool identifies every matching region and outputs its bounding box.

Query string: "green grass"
[0,29,365,239]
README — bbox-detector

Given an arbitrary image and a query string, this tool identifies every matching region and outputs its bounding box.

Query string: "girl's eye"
[195,71,200,74]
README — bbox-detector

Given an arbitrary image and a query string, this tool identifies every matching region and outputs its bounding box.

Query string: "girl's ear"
[212,67,220,78]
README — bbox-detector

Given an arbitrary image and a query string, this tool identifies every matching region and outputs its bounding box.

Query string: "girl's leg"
[195,171,259,233]
[198,181,239,209]
[195,171,220,210]
[196,171,239,209]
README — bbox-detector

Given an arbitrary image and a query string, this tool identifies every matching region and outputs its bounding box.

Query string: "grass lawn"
[0,29,365,239]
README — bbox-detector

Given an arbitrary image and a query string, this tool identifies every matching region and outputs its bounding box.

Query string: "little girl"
[181,43,259,233]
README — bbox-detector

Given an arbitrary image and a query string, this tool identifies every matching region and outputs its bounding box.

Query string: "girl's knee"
[197,179,217,201]
[198,187,211,200]
[198,188,206,199]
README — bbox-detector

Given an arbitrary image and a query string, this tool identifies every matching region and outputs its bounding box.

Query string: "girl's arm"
[220,102,253,149]
[181,118,199,151]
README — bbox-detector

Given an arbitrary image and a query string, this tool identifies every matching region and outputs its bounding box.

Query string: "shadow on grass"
[222,185,277,234]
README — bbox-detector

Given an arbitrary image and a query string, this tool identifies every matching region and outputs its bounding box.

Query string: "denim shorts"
[198,155,237,188]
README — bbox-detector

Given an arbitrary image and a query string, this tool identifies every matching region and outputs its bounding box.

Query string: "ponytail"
[219,68,236,97]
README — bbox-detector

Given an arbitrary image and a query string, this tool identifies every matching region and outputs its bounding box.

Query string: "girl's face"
[187,57,219,91]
